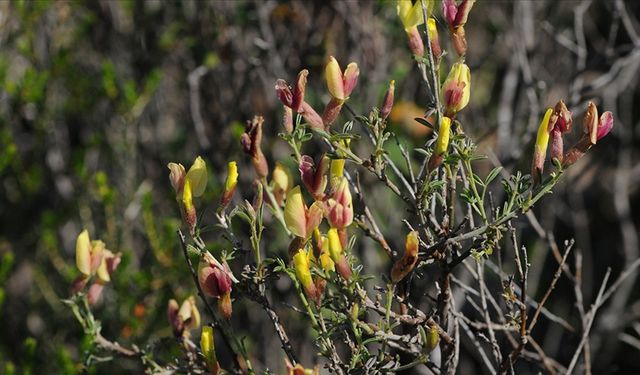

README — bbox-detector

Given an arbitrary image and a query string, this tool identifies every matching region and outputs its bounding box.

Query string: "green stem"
[261,178,290,236]
[464,158,488,223]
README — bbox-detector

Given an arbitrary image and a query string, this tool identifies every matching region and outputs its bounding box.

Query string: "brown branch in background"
[188,66,212,150]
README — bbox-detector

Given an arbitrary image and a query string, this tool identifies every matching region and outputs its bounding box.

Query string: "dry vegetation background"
[1,0,640,373]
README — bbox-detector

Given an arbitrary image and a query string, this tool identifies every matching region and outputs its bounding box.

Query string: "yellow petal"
[535,108,553,155]
[200,325,216,365]
[224,161,238,194]
[325,56,345,101]
[320,252,335,273]
[186,156,207,197]
[293,249,314,291]
[272,162,293,192]
[75,229,92,276]
[435,117,452,156]
[327,228,342,262]
[95,250,111,283]
[284,186,307,238]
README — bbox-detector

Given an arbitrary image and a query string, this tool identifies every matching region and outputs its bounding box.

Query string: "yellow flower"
[435,116,452,156]
[531,108,553,183]
[293,249,319,303]
[185,156,207,197]
[75,229,93,276]
[397,0,428,30]
[220,161,238,209]
[200,326,220,374]
[441,62,471,116]
[284,186,324,239]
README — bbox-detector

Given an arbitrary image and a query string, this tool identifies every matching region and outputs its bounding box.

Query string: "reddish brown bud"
[241,116,268,178]
[322,97,344,128]
[381,80,395,120]
[406,26,424,57]
[299,101,324,130]
[299,154,329,200]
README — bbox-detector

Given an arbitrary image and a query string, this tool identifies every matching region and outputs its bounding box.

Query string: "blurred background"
[1,0,639,373]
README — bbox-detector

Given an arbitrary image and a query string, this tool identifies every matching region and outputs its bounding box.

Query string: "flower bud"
[428,116,452,172]
[299,154,328,200]
[167,162,186,196]
[299,101,324,130]
[325,56,345,101]
[328,228,352,280]
[390,231,420,283]
[381,80,395,120]
[198,258,233,299]
[182,179,197,235]
[179,296,201,331]
[563,104,614,168]
[531,108,553,184]
[185,156,208,198]
[441,62,471,116]
[200,326,220,375]
[241,116,268,178]
[87,282,104,305]
[292,70,308,112]
[549,100,573,163]
[406,26,424,57]
[169,296,200,337]
[322,97,344,127]
[75,229,93,277]
[397,0,426,30]
[220,161,238,210]
[96,249,120,284]
[283,106,294,134]
[326,178,353,230]
[293,249,319,304]
[427,18,442,61]
[330,158,345,190]
[342,62,359,98]
[275,79,293,108]
[284,186,324,239]
[271,162,293,206]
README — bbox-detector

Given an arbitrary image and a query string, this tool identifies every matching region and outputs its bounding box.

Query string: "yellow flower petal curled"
[325,56,345,101]
[186,156,207,197]
[435,116,452,156]
[327,228,342,263]
[284,186,307,238]
[75,229,92,276]
[200,326,219,373]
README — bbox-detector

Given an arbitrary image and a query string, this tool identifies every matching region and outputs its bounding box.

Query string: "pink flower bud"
[299,154,329,200]
[241,116,268,178]
[326,178,353,229]
[342,62,359,98]
[299,101,324,130]
[322,97,344,128]
[381,80,395,120]
[275,79,293,108]
[406,26,424,57]
[292,70,308,112]
[87,282,104,305]
[198,259,233,298]
[597,111,614,141]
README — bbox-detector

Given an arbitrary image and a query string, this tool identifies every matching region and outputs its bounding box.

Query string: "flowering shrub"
[62,1,625,374]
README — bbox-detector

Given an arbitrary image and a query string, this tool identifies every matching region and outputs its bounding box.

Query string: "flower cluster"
[532,101,614,183]
[71,229,121,304]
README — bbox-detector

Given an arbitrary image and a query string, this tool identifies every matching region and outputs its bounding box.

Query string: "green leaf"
[485,167,503,186]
